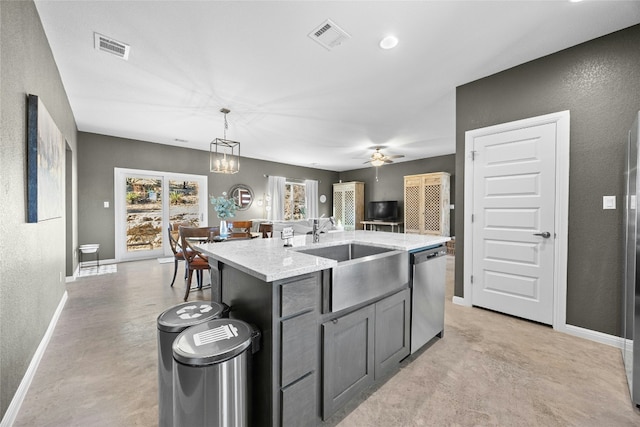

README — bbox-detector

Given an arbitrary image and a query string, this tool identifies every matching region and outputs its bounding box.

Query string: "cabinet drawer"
[281,311,317,387]
[281,373,316,427]
[280,276,317,318]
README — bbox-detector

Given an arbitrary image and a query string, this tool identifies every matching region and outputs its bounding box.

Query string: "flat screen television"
[367,200,398,221]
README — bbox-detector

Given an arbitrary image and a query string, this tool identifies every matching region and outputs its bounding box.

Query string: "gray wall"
[339,155,455,235]
[455,24,640,336]
[0,1,78,419]
[78,132,339,259]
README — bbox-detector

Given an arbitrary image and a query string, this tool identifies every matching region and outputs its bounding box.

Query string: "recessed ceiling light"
[569,0,583,2]
[379,35,398,50]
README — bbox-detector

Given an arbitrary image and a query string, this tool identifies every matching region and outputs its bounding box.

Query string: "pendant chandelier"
[210,108,240,174]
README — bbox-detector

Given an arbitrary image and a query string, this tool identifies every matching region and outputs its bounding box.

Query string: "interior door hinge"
[471,214,474,223]
[471,150,477,161]
[471,275,474,284]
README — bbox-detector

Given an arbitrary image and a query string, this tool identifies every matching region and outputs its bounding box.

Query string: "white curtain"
[267,175,286,220]
[305,179,319,219]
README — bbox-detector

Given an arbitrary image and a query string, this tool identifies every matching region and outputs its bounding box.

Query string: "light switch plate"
[104,201,110,208]
[603,196,616,210]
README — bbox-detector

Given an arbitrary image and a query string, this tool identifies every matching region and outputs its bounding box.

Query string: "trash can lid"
[157,301,228,333]
[172,319,254,366]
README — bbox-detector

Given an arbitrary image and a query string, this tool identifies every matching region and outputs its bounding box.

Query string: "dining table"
[186,232,260,243]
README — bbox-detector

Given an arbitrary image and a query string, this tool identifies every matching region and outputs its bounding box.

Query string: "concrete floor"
[13,256,640,426]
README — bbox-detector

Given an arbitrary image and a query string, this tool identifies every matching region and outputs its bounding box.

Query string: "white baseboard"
[558,323,625,349]
[0,291,68,427]
[452,296,470,307]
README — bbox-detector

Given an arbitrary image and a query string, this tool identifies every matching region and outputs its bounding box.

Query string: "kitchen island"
[196,230,449,426]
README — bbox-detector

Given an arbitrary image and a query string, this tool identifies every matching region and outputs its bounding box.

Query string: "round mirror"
[319,194,327,203]
[229,184,254,211]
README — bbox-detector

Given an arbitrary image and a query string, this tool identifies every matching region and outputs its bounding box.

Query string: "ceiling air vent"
[308,19,351,51]
[94,32,130,60]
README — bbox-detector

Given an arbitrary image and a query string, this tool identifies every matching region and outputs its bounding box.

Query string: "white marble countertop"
[196,230,450,282]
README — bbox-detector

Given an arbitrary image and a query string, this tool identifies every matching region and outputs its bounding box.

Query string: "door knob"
[533,232,551,238]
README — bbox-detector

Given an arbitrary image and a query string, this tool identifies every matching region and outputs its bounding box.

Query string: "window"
[284,181,306,220]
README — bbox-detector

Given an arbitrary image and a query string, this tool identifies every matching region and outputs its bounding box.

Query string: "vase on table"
[219,219,228,238]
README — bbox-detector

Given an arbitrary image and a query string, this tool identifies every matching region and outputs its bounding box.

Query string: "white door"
[470,122,557,324]
[114,168,208,262]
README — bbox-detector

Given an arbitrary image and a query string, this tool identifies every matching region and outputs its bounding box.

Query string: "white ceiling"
[34,0,640,172]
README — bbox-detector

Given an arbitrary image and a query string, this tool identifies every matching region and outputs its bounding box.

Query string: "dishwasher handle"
[412,246,447,264]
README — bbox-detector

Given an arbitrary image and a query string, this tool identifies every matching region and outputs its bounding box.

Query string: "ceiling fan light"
[371,158,385,167]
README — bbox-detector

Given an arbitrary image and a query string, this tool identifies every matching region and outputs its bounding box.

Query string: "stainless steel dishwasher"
[410,245,447,354]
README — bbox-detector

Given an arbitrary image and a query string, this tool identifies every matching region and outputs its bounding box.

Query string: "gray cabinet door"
[374,288,410,379]
[322,304,375,420]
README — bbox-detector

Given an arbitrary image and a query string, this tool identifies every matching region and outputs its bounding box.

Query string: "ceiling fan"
[364,147,404,167]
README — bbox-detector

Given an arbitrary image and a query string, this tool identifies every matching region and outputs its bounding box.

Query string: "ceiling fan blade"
[384,159,394,164]
[363,160,372,164]
[387,154,405,159]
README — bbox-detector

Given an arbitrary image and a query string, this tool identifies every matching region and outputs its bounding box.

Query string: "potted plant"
[210,192,238,237]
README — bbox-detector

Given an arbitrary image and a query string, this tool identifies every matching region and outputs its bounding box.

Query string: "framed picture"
[27,94,64,223]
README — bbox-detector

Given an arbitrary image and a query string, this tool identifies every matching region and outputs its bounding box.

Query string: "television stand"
[361,220,403,233]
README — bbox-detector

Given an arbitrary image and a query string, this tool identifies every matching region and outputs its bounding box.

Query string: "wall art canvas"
[27,94,64,223]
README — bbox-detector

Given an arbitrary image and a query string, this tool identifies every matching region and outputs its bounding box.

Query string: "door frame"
[114,168,208,261]
[461,111,570,331]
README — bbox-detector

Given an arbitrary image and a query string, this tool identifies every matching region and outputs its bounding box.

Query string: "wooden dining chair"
[259,223,273,238]
[167,222,195,287]
[179,226,213,301]
[167,226,185,287]
[230,220,252,233]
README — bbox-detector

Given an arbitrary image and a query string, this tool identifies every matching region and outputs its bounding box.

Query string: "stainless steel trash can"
[157,301,229,427]
[172,318,260,427]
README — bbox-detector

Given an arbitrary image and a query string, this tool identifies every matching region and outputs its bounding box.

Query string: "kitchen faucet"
[312,216,335,243]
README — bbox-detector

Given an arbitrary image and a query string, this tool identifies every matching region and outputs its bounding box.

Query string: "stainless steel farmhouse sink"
[295,243,394,262]
[295,243,409,312]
